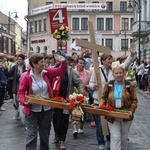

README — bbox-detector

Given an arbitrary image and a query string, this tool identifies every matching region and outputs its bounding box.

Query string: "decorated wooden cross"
[76,21,110,135]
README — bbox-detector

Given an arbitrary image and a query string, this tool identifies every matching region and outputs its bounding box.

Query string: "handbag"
[71,108,82,121]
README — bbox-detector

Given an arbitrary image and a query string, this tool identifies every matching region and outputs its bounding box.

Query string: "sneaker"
[107,141,110,149]
[90,121,96,127]
[0,107,6,111]
[60,141,66,150]
[54,138,59,144]
[73,130,78,137]
[14,111,20,119]
[99,144,105,150]
[78,129,83,134]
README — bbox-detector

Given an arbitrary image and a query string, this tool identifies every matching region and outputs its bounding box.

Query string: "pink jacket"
[18,63,67,115]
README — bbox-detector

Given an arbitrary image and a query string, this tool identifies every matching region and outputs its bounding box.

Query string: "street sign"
[49,7,68,33]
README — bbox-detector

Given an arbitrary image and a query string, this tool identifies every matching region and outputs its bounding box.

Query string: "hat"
[112,61,120,69]
[56,50,68,62]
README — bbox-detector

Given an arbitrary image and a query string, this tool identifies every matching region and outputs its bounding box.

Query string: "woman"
[52,51,85,150]
[18,53,67,150]
[73,58,91,136]
[89,46,135,149]
[100,65,138,150]
[9,54,26,119]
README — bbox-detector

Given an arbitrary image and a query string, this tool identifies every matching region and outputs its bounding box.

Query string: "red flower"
[76,96,84,102]
[100,104,106,109]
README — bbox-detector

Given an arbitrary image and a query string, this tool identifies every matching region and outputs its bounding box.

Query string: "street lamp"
[127,0,141,61]
[8,11,19,33]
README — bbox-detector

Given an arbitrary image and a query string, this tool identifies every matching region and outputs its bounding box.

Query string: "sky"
[0,0,28,31]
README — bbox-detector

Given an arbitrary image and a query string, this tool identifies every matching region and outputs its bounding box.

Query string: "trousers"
[108,118,132,150]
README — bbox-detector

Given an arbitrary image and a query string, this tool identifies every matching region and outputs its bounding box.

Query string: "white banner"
[31,3,106,15]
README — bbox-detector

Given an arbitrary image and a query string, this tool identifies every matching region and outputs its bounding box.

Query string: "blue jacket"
[0,68,7,88]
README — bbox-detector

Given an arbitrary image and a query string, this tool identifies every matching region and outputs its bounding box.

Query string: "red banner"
[49,8,68,33]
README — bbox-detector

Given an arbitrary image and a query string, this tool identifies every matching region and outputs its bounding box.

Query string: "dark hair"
[29,53,44,68]
[17,54,25,60]
[9,56,15,62]
[76,57,85,64]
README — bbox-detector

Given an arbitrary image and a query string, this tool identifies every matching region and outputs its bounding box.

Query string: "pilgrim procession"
[0,1,150,150]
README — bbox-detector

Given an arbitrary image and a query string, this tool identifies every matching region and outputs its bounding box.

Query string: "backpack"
[108,80,131,95]
[51,76,61,96]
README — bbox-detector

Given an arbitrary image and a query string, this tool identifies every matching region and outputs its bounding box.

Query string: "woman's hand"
[24,99,32,106]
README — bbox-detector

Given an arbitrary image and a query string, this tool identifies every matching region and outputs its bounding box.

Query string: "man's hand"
[93,84,100,91]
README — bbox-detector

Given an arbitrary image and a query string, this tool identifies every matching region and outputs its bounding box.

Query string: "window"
[102,39,104,46]
[92,1,99,11]
[3,37,8,53]
[60,1,67,3]
[81,18,88,30]
[120,1,127,11]
[30,22,33,33]
[130,18,133,30]
[106,18,113,30]
[78,1,85,11]
[35,21,37,32]
[39,20,41,32]
[72,18,79,30]
[36,46,40,53]
[106,2,113,11]
[43,19,47,31]
[121,39,128,51]
[43,46,48,54]
[97,18,104,30]
[46,2,53,5]
[122,18,128,30]
[106,39,113,50]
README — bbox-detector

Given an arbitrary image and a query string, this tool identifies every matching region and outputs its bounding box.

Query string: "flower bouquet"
[68,92,89,121]
[53,25,70,49]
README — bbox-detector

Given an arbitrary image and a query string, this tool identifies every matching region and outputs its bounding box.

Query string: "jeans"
[25,109,53,150]
[0,88,5,107]
[93,114,105,145]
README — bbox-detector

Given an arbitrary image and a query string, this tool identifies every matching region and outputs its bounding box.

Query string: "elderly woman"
[18,53,67,150]
[100,65,138,150]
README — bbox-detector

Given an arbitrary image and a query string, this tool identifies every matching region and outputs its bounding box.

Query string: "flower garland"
[53,25,70,46]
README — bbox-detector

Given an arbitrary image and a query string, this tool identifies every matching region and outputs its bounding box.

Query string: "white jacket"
[89,56,133,104]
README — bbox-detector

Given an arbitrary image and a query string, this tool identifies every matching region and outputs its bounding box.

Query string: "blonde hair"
[112,65,125,73]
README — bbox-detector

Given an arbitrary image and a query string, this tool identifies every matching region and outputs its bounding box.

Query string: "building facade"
[0,12,27,55]
[131,0,150,61]
[27,0,134,58]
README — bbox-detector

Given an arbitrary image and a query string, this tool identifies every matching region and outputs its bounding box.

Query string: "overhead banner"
[31,3,106,15]
[49,8,68,33]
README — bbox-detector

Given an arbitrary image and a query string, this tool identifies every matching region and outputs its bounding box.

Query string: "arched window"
[30,47,33,51]
[43,46,48,54]
[36,46,40,53]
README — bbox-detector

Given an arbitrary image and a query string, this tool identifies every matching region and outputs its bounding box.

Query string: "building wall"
[28,0,133,58]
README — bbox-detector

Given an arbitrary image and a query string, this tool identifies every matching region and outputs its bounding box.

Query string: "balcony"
[131,21,150,37]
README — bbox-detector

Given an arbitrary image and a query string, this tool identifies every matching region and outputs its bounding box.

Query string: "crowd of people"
[0,44,148,150]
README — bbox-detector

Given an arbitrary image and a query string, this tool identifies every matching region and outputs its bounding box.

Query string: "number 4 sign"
[49,8,68,33]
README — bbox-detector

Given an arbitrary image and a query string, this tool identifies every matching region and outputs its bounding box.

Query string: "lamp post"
[127,0,141,61]
[8,11,18,33]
